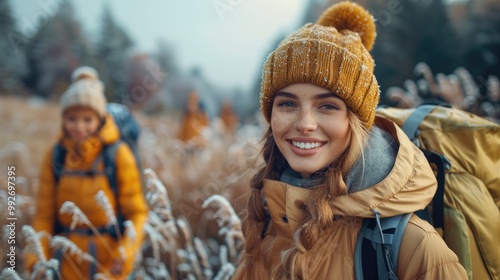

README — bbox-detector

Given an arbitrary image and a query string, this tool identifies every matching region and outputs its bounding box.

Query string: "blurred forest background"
[0,0,499,119]
[0,0,499,279]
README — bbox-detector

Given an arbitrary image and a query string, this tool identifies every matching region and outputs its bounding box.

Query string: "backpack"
[52,103,142,238]
[355,104,500,280]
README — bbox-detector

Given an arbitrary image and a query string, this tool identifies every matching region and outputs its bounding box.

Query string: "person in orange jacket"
[24,66,148,279]
[177,90,210,147]
[218,99,239,137]
[233,2,468,279]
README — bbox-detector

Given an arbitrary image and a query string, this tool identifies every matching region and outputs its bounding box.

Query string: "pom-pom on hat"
[260,1,379,128]
[60,66,107,117]
[70,66,99,82]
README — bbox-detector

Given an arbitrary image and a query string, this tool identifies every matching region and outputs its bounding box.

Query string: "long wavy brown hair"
[237,109,369,279]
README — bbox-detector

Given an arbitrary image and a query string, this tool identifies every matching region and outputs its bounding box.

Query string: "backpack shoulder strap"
[419,150,449,230]
[102,141,121,198]
[391,213,412,267]
[401,105,436,141]
[400,104,450,230]
[52,143,66,235]
[52,143,66,184]
[355,213,412,280]
[102,140,126,236]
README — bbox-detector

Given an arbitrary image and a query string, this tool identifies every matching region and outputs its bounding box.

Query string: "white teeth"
[292,141,322,149]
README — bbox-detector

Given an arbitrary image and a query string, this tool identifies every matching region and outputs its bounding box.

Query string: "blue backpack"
[52,103,142,238]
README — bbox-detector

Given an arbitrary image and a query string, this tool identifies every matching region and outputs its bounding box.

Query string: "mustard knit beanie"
[260,1,379,128]
[60,66,107,117]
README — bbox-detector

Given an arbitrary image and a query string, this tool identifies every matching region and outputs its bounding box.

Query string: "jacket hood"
[263,116,437,222]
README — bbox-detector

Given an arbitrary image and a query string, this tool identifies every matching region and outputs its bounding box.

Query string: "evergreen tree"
[24,1,95,98]
[295,0,462,105]
[462,0,500,87]
[368,0,461,104]
[95,4,134,103]
[0,0,27,95]
[247,34,285,120]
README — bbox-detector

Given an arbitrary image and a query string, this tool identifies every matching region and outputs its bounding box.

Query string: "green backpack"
[355,104,500,280]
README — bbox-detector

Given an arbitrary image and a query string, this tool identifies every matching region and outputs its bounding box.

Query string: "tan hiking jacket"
[234,116,468,279]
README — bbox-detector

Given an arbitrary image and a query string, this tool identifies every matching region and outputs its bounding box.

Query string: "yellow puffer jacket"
[234,116,468,279]
[25,114,148,280]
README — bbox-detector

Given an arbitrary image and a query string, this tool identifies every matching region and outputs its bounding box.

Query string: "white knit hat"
[60,66,107,117]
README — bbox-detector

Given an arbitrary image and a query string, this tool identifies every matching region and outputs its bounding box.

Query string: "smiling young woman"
[233,2,468,279]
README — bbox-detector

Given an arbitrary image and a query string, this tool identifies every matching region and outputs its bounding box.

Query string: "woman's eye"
[278,101,295,107]
[321,104,338,110]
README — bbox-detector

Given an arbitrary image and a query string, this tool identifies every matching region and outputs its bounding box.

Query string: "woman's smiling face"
[271,83,351,178]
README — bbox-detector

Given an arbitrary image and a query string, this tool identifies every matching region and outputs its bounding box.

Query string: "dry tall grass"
[386,63,500,123]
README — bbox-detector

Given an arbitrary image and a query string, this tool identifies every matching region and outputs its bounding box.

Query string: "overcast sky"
[9,0,309,91]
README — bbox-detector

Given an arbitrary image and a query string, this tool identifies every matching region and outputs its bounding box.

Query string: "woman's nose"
[75,121,85,130]
[294,109,317,133]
